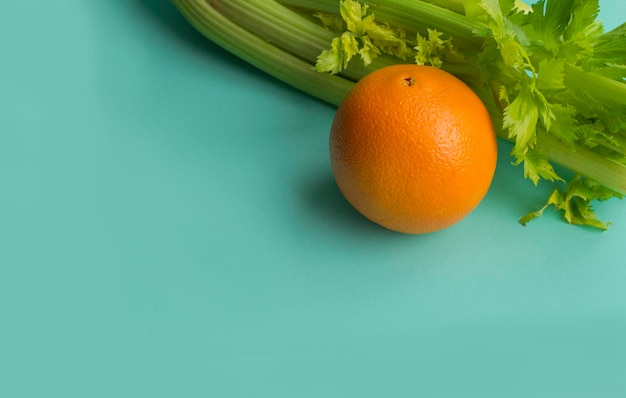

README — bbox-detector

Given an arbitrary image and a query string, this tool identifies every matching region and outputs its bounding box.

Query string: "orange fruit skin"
[330,64,498,234]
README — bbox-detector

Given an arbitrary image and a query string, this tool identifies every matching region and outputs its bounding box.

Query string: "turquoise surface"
[1,1,624,396]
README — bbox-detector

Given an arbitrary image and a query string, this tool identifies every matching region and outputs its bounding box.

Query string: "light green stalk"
[172,0,353,104]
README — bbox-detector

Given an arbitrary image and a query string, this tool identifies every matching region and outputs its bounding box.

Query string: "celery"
[171,0,626,229]
[172,0,353,104]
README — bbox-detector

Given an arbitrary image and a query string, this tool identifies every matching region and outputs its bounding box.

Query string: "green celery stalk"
[538,132,626,194]
[563,64,626,107]
[172,0,353,105]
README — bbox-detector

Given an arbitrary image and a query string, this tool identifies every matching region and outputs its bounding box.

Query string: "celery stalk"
[172,0,353,105]
[538,132,626,195]
[198,0,378,82]
[563,64,626,107]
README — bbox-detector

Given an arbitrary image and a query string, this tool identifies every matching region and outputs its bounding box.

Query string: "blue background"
[1,1,624,397]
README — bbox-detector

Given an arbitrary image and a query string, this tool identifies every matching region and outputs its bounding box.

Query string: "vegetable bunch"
[171,0,626,229]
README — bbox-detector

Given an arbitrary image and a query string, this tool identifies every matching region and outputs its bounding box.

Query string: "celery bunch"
[171,0,626,229]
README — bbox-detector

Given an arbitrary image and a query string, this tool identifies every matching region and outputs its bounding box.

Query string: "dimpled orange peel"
[329,64,498,234]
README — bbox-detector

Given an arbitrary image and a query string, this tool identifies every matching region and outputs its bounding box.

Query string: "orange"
[329,64,497,234]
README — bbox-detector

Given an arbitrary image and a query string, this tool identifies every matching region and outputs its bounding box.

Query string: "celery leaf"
[414,29,461,68]
[521,148,562,185]
[546,104,577,150]
[521,175,620,229]
[502,85,539,160]
[315,0,411,73]
[315,36,348,74]
[314,12,345,32]
[536,58,565,90]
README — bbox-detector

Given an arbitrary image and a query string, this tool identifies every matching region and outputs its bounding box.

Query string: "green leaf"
[340,0,369,35]
[564,0,601,41]
[560,176,616,229]
[499,38,525,68]
[340,32,360,66]
[546,103,577,150]
[537,58,565,90]
[314,32,361,73]
[534,87,554,131]
[503,84,539,160]
[414,29,460,68]
[475,40,504,81]
[519,189,563,225]
[365,21,412,60]
[591,23,626,71]
[315,0,412,72]
[474,0,531,71]
[521,148,563,185]
[522,0,600,62]
[314,37,344,74]
[528,0,573,41]
[520,175,619,229]
[358,35,381,65]
[313,12,345,32]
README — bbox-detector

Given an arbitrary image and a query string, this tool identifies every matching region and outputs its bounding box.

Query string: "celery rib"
[171,0,353,105]
[210,0,335,63]
[201,0,370,82]
[564,64,626,107]
[538,132,626,195]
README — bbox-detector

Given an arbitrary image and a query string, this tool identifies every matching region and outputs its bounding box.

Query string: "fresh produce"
[171,0,626,229]
[330,64,497,233]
